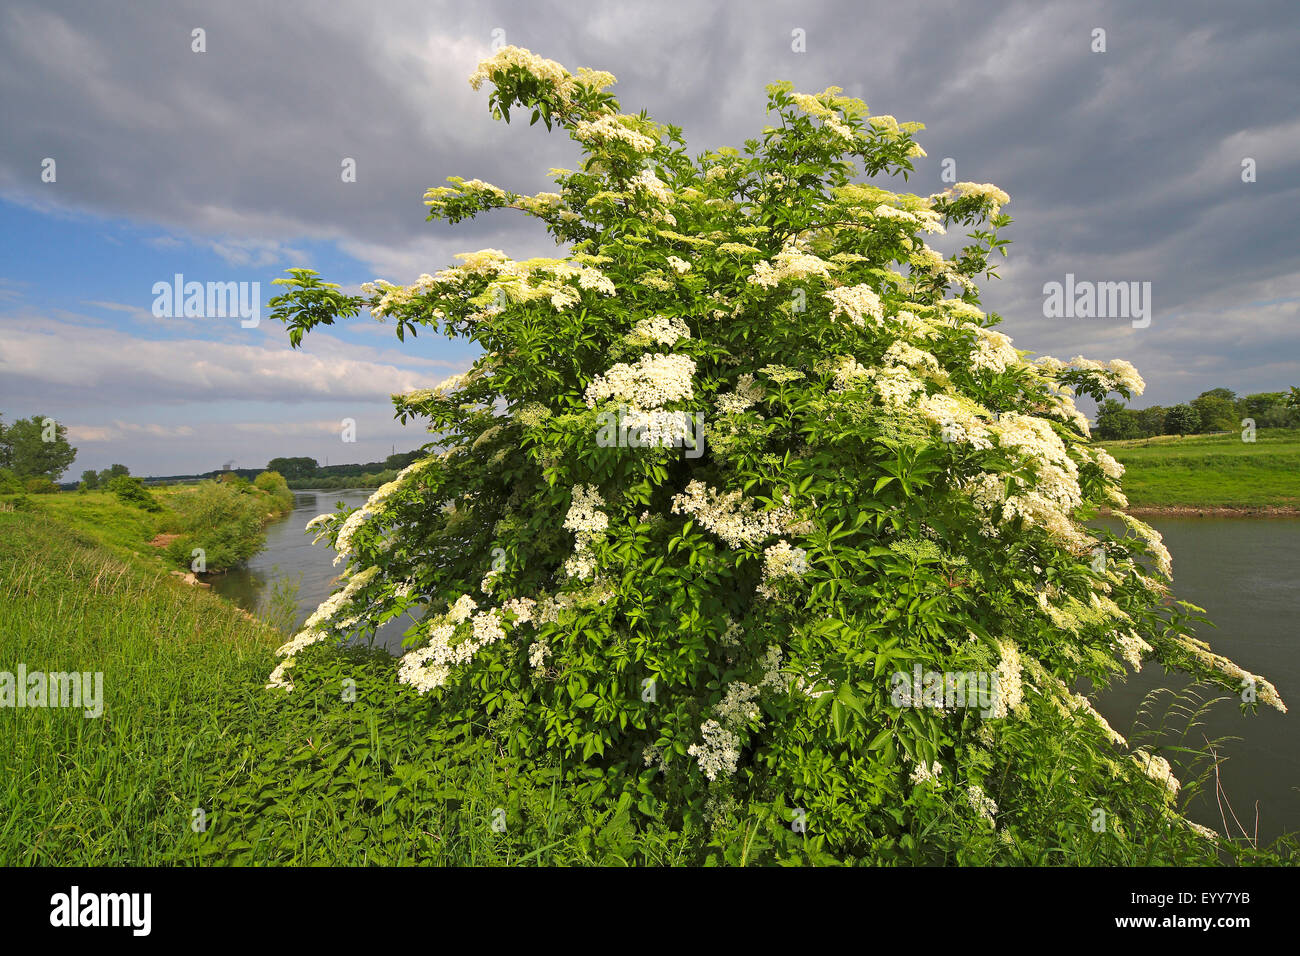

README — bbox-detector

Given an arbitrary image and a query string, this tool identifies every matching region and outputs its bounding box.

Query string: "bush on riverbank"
[107,474,162,512]
[253,469,295,513]
[161,476,290,572]
[263,48,1292,864]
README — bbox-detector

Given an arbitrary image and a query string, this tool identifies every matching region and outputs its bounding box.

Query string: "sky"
[1,0,1297,476]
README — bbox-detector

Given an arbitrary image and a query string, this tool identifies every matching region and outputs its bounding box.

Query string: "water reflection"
[209,489,420,652]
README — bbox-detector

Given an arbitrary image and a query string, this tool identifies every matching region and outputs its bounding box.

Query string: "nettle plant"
[267,47,1285,861]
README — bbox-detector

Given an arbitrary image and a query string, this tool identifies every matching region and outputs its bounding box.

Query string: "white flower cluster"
[1132,749,1180,797]
[330,456,434,565]
[367,250,618,321]
[758,645,788,691]
[830,355,870,391]
[397,602,508,695]
[884,341,942,378]
[967,325,1020,374]
[966,784,998,824]
[1175,634,1287,713]
[758,540,809,598]
[1115,630,1152,671]
[528,639,550,672]
[630,170,673,205]
[790,91,856,141]
[949,182,1011,216]
[665,255,691,274]
[1117,513,1173,578]
[715,373,764,414]
[986,639,1024,718]
[584,352,696,409]
[671,480,796,549]
[267,566,381,689]
[469,45,574,96]
[867,365,926,404]
[716,681,761,727]
[910,760,943,785]
[1093,449,1125,480]
[990,414,1081,501]
[562,483,609,580]
[628,314,690,348]
[687,718,742,781]
[824,283,884,326]
[747,244,834,288]
[1063,691,1128,747]
[1049,355,1146,396]
[573,114,658,153]
[919,393,994,449]
[873,203,946,235]
[622,407,696,447]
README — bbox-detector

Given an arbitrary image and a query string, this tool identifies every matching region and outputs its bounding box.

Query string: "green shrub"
[22,476,58,494]
[0,468,23,495]
[165,480,267,571]
[253,470,295,513]
[261,47,1290,863]
[106,474,161,511]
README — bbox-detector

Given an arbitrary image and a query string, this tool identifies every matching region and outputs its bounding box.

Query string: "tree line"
[1094,387,1300,440]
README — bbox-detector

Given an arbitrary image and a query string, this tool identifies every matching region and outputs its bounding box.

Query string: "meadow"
[1100,428,1300,510]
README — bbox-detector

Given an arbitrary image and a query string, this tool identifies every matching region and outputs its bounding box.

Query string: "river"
[213,492,1300,842]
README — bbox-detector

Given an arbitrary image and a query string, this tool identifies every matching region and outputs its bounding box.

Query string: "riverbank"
[10,473,295,576]
[0,508,674,864]
[1099,428,1300,511]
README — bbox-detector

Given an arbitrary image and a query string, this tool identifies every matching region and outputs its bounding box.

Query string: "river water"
[210,489,417,652]
[213,492,1300,842]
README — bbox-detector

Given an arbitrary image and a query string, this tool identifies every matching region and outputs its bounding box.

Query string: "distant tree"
[1191,393,1238,433]
[0,416,8,469]
[1164,404,1200,435]
[1197,387,1237,404]
[107,474,161,512]
[79,469,101,490]
[385,450,422,471]
[267,456,318,479]
[4,416,77,480]
[97,463,130,485]
[1288,386,1300,409]
[1242,392,1286,419]
[1094,399,1138,440]
[1132,406,1166,437]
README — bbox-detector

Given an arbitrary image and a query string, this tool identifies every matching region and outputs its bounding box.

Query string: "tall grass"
[0,511,277,863]
[0,512,684,865]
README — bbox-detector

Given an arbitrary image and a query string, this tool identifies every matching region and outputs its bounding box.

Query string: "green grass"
[1100,428,1300,509]
[19,488,176,568]
[0,511,687,865]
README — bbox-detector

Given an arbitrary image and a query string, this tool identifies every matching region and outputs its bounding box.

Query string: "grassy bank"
[12,472,295,574]
[0,511,683,864]
[1100,428,1300,512]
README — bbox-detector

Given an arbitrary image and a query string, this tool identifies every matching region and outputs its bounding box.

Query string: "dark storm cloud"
[2,0,1298,408]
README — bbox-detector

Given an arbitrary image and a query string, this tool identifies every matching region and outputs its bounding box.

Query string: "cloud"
[0,314,455,407]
